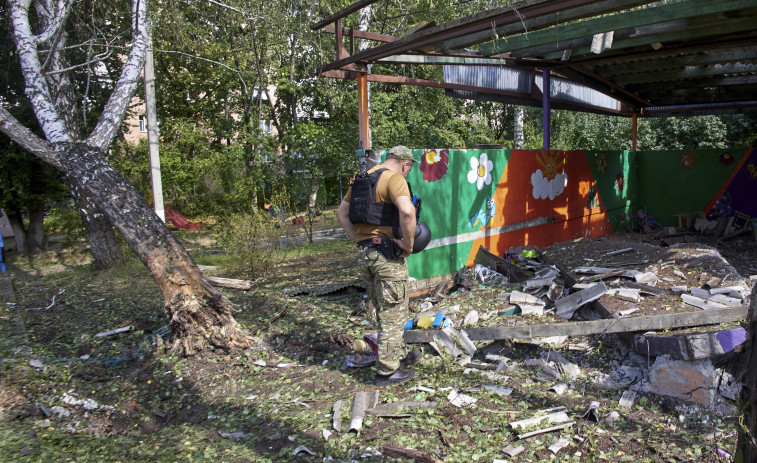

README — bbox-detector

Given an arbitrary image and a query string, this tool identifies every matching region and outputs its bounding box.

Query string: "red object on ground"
[164,205,204,230]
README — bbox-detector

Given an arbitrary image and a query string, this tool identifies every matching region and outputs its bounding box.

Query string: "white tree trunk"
[514,106,525,149]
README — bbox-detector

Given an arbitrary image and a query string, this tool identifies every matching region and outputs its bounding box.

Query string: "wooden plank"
[403,306,748,343]
[481,0,755,55]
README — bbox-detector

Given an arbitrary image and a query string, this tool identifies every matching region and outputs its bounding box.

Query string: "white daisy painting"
[467,152,493,190]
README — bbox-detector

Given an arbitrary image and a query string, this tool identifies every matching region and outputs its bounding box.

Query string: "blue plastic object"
[0,233,6,273]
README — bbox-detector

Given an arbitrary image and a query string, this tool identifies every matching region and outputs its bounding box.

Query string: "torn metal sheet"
[510,291,544,306]
[581,401,601,423]
[432,330,464,358]
[681,294,728,310]
[512,412,575,439]
[332,399,344,432]
[549,437,570,454]
[504,444,525,457]
[608,288,641,302]
[463,310,480,327]
[548,383,568,395]
[624,281,668,295]
[483,384,513,396]
[555,283,607,319]
[710,286,747,295]
[524,277,556,290]
[348,391,375,432]
[690,287,711,298]
[547,283,564,301]
[708,294,743,306]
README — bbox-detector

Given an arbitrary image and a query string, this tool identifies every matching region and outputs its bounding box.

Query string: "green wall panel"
[637,149,747,227]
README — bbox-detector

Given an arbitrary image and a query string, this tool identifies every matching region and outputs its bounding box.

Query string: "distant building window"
[260,120,272,134]
[139,115,147,132]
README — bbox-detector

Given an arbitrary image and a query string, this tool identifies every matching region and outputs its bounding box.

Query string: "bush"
[213,210,283,279]
[44,204,85,248]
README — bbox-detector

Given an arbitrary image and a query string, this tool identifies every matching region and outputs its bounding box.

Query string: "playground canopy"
[313,0,757,125]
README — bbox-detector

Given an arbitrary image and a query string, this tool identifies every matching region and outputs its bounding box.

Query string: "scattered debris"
[483,384,513,396]
[619,390,637,410]
[555,283,607,319]
[218,430,246,440]
[348,391,377,432]
[332,400,343,432]
[447,390,477,408]
[380,445,442,463]
[548,437,570,454]
[370,401,437,417]
[292,445,316,456]
[510,406,574,439]
[203,276,253,290]
[580,401,601,422]
[95,326,131,338]
[503,444,525,457]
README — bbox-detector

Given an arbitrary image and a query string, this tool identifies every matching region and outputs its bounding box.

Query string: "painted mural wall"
[367,147,754,282]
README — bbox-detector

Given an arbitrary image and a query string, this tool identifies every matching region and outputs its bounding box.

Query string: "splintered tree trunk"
[736,284,757,462]
[27,202,46,253]
[61,143,251,355]
[68,179,124,270]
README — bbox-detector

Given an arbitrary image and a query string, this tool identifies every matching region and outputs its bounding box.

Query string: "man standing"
[336,146,421,386]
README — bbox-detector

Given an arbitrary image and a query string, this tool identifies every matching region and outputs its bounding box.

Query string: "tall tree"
[0,0,250,354]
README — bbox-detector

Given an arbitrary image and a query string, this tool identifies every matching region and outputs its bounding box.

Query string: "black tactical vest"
[348,168,403,238]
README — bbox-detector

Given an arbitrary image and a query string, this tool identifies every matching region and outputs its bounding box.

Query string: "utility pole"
[145,30,165,222]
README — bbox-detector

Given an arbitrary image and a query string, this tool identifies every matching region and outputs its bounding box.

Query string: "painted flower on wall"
[420,149,449,182]
[596,153,607,174]
[467,152,493,190]
[679,151,697,168]
[719,152,735,165]
[615,171,624,193]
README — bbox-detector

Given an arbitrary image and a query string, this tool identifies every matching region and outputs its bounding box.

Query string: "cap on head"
[388,145,418,163]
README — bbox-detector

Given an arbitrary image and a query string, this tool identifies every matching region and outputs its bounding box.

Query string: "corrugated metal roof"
[443,64,622,114]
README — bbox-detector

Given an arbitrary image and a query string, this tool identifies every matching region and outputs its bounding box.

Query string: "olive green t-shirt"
[344,166,411,241]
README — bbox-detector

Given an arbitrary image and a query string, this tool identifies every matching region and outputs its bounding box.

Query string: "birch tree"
[0,0,251,354]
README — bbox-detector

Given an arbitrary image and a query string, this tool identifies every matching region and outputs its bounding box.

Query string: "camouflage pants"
[357,247,409,375]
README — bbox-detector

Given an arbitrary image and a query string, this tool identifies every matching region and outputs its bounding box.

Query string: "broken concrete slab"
[555,283,607,319]
[646,356,724,406]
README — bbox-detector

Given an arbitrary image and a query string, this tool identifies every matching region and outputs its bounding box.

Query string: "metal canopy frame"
[312,0,757,148]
